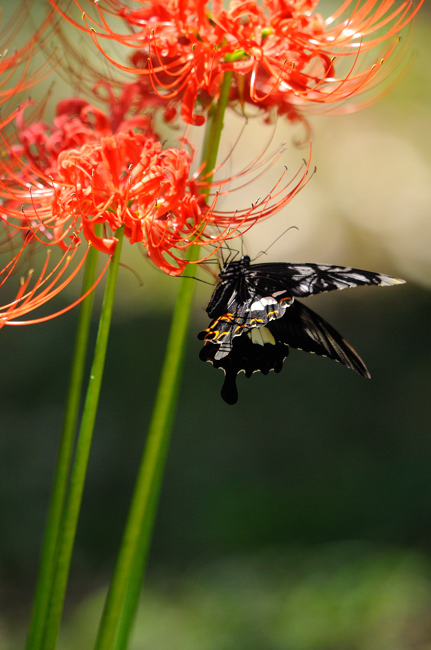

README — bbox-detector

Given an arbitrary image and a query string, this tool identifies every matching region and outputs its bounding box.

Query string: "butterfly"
[198,255,404,404]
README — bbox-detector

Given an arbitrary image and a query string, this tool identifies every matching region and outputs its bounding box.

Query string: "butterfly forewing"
[248,263,404,298]
[268,301,370,378]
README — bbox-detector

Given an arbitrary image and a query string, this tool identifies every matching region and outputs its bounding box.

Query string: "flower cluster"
[49,0,423,125]
[0,0,423,327]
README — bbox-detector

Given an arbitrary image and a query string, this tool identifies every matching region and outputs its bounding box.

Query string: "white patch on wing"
[298,282,312,291]
[247,327,276,346]
[341,273,370,283]
[250,296,278,311]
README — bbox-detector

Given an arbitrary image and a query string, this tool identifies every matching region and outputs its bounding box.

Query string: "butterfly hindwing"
[198,290,293,359]
[199,329,288,405]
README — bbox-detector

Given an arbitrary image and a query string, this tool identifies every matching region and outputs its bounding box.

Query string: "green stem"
[202,70,233,184]
[41,228,124,650]
[94,244,200,650]
[94,71,233,650]
[26,240,100,650]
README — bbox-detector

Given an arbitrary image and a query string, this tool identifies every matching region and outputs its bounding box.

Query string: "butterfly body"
[199,255,404,405]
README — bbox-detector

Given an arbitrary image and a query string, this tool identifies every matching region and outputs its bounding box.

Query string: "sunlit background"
[1,1,431,648]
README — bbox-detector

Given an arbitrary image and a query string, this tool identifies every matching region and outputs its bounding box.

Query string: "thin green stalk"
[41,228,124,650]
[202,70,233,183]
[26,239,100,650]
[94,244,200,650]
[94,71,233,650]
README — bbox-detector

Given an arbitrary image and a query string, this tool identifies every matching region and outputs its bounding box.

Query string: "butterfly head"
[219,255,251,280]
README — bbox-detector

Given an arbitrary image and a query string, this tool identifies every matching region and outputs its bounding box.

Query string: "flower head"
[49,0,423,125]
[0,98,310,325]
[2,100,201,273]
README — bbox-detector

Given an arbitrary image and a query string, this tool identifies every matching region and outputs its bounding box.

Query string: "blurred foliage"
[1,282,431,648]
[64,546,431,650]
[5,546,431,649]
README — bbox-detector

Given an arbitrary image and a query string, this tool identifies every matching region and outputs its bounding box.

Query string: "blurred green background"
[1,1,431,648]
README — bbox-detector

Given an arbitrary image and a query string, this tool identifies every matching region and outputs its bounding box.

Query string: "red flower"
[49,0,423,125]
[2,101,201,272]
[0,99,310,325]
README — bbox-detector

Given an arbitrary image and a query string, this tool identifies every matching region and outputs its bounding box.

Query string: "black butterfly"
[198,255,404,404]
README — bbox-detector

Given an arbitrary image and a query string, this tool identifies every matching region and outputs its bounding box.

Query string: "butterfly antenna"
[253,225,299,261]
[214,222,234,268]
[222,233,241,268]
[177,275,214,285]
[221,233,230,267]
[203,235,238,272]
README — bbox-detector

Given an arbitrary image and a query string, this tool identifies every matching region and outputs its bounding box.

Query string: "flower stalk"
[26,239,101,650]
[40,227,124,650]
[94,71,233,650]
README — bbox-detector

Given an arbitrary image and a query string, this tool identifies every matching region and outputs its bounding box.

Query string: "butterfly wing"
[249,263,404,298]
[199,300,370,404]
[199,258,403,403]
[198,290,293,359]
[199,330,288,405]
[268,300,370,378]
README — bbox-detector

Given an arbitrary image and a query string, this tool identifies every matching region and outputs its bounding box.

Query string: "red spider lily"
[48,0,423,125]
[0,99,311,325]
